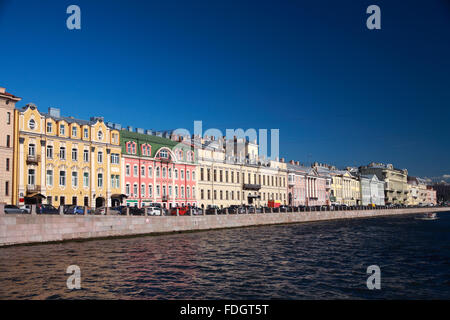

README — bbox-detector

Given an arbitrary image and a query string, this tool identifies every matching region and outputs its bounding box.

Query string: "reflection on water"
[0,213,449,299]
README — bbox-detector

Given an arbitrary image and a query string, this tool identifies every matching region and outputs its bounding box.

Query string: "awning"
[26,193,46,198]
[111,194,128,199]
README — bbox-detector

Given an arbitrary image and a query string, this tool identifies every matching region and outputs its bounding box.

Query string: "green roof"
[119,129,196,162]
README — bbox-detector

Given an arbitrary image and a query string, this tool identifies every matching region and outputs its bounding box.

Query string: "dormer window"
[60,124,65,135]
[126,141,136,154]
[72,126,77,137]
[46,122,52,133]
[97,130,103,140]
[28,119,36,130]
[159,149,168,159]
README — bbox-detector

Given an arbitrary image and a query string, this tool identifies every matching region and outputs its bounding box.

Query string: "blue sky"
[1,0,449,179]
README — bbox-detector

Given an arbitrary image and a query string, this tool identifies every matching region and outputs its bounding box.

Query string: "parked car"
[205,205,221,215]
[65,205,85,215]
[35,204,59,214]
[128,206,145,216]
[170,206,190,216]
[4,205,27,214]
[20,204,32,213]
[190,206,203,215]
[145,206,162,216]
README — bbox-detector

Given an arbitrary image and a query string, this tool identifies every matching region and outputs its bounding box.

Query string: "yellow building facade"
[15,104,122,208]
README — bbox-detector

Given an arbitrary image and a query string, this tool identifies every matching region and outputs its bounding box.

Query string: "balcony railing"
[26,185,41,193]
[26,154,41,164]
[243,184,261,191]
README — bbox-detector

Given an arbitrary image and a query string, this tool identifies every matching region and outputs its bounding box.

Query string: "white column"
[106,149,111,206]
[18,139,25,203]
[172,163,175,207]
[40,140,46,196]
[90,146,96,206]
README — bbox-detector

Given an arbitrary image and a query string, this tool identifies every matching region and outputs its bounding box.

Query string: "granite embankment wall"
[0,207,448,247]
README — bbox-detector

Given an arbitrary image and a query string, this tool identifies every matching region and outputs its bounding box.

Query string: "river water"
[0,212,449,299]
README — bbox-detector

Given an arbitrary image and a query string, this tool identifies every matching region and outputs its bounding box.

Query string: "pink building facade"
[426,186,437,205]
[287,161,328,206]
[121,129,197,208]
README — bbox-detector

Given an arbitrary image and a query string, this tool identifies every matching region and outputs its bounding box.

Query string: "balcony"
[26,185,41,193]
[243,184,261,191]
[26,154,41,164]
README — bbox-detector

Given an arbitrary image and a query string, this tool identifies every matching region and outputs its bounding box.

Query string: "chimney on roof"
[296,161,300,166]
[289,160,295,164]
[127,126,133,132]
[48,107,60,118]
[0,87,5,93]
[280,158,285,163]
[145,129,152,135]
[136,128,144,134]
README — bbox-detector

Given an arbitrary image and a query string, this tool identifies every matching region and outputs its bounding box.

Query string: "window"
[59,171,66,186]
[83,150,89,162]
[175,169,178,179]
[111,153,119,164]
[83,172,89,187]
[200,168,204,181]
[156,167,160,178]
[46,122,52,133]
[72,126,77,137]
[28,169,35,185]
[214,170,216,181]
[148,166,153,178]
[141,184,146,197]
[187,187,190,198]
[162,167,166,178]
[126,165,130,176]
[28,119,36,130]
[72,171,78,187]
[201,189,204,200]
[148,184,153,197]
[186,170,190,181]
[141,166,146,177]
[97,151,103,163]
[175,186,179,197]
[7,112,11,125]
[47,145,53,159]
[159,149,168,159]
[28,143,35,156]
[168,168,172,179]
[112,133,118,144]
[97,173,103,188]
[169,186,172,196]
[181,170,184,180]
[111,175,119,189]
[126,183,130,196]
[97,131,103,140]
[156,185,160,197]
[133,184,138,197]
[6,158,10,171]
[60,124,65,135]
[162,186,166,196]
[181,186,185,198]
[6,135,10,148]
[133,165,138,177]
[46,170,54,186]
[72,148,78,161]
[59,147,66,160]
[5,181,9,196]
[83,128,89,139]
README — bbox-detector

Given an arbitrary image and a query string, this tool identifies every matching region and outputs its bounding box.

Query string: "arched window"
[148,166,153,178]
[162,167,166,178]
[148,184,153,197]
[156,167,160,177]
